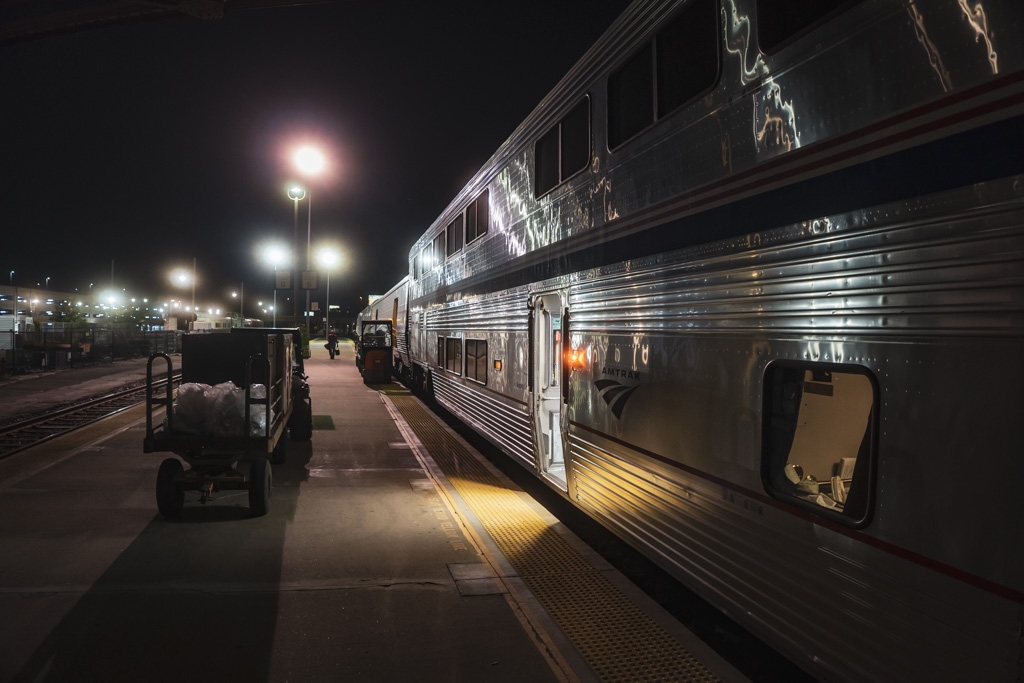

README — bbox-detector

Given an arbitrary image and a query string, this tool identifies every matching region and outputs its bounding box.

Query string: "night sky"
[1,0,630,316]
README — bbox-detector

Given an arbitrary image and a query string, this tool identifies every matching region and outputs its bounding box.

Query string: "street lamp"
[231,283,244,325]
[316,246,340,337]
[171,262,197,330]
[263,244,289,327]
[287,184,306,330]
[293,145,325,342]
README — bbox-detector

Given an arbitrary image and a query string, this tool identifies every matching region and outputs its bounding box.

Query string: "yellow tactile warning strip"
[388,389,719,683]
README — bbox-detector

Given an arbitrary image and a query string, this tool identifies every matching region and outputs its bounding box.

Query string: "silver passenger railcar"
[358,277,409,377]
[399,1,1024,679]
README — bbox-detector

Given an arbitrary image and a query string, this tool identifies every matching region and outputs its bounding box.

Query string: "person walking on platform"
[326,329,338,359]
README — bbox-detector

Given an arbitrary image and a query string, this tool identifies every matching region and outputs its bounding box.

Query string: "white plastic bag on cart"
[171,382,211,435]
[208,381,245,437]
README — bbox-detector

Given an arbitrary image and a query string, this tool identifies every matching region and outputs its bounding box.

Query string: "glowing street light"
[291,144,326,343]
[170,260,197,330]
[295,147,324,174]
[287,184,306,329]
[231,284,244,324]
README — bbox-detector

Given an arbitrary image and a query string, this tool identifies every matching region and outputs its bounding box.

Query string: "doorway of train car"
[531,292,567,487]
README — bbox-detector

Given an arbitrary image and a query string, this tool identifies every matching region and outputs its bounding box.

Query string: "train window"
[466,189,489,244]
[561,99,589,180]
[535,126,560,197]
[535,98,591,197]
[656,0,719,118]
[465,198,477,245]
[447,214,464,257]
[432,232,446,269]
[608,43,653,149]
[465,339,487,384]
[421,246,431,272]
[762,363,877,527]
[476,190,489,241]
[756,0,855,53]
[445,337,462,375]
[609,0,719,149]
[437,336,444,367]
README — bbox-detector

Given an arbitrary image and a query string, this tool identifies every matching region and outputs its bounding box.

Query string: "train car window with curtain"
[756,0,855,53]
[762,363,877,527]
[656,0,719,118]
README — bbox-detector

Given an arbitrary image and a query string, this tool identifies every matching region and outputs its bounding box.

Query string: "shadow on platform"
[13,441,313,682]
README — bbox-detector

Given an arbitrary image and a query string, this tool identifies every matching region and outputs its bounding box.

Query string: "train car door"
[531,293,566,487]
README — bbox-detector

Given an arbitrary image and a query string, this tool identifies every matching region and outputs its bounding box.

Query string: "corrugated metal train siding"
[432,373,535,468]
[567,432,1019,681]
[569,191,1024,338]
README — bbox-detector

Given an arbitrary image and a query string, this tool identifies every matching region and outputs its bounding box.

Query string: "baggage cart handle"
[245,354,272,440]
[146,353,174,436]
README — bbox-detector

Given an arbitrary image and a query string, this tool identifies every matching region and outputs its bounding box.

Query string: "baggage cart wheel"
[249,457,271,516]
[271,429,289,464]
[156,458,184,518]
[290,401,313,442]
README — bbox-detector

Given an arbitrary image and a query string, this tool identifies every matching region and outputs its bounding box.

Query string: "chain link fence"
[1,322,183,376]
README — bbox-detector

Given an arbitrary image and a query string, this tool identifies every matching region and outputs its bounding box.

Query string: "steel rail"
[0,373,181,460]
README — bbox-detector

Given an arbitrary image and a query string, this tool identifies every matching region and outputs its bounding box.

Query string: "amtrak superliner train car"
[388,1,1023,679]
[357,276,409,371]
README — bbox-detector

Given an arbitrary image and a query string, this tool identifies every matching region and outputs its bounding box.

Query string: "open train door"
[530,293,567,487]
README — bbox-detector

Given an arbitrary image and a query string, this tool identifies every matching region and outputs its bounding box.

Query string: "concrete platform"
[0,339,746,682]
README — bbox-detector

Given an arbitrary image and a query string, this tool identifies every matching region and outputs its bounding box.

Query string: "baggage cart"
[143,328,312,517]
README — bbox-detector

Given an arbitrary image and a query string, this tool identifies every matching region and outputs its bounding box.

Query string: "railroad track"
[0,374,181,460]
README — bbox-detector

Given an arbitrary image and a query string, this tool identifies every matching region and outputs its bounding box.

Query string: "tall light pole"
[317,246,340,337]
[294,146,325,345]
[171,267,193,332]
[232,283,244,325]
[263,244,288,328]
[190,258,197,330]
[287,184,306,330]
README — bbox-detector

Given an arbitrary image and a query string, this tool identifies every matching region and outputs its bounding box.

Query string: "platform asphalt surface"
[0,341,747,682]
